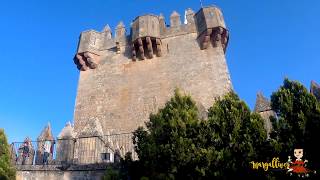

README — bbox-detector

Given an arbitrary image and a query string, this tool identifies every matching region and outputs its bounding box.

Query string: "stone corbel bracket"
[131,37,162,61]
[199,27,229,52]
[74,52,100,71]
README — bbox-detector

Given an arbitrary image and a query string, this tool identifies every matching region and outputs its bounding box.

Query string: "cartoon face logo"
[294,149,303,160]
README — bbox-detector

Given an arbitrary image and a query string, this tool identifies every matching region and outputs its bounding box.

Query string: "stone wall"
[17,171,105,180]
[16,165,106,180]
[73,31,232,134]
[72,6,233,164]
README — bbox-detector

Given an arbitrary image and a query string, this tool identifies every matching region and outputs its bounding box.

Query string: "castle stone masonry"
[254,92,276,137]
[72,6,233,161]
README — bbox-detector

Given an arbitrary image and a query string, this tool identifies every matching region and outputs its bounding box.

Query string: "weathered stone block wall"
[73,32,232,135]
[16,170,105,180]
[16,165,107,180]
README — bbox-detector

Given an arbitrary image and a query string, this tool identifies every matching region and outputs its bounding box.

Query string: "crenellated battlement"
[74,5,229,71]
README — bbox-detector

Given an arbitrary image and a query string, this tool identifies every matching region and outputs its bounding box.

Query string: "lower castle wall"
[17,170,105,180]
[16,171,103,180]
[16,165,107,180]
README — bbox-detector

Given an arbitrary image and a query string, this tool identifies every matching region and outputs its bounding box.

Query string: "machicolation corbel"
[74,52,100,71]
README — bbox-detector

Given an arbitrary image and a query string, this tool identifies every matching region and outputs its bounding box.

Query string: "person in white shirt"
[42,140,51,165]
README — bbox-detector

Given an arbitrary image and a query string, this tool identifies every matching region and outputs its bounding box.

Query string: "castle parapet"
[131,15,162,60]
[195,6,229,51]
[74,26,117,71]
[75,30,103,71]
[73,5,229,70]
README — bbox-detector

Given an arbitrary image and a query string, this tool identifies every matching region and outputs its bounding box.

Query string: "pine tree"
[0,129,16,180]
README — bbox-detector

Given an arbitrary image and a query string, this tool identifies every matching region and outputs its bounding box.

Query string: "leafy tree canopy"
[132,90,267,179]
[270,78,320,169]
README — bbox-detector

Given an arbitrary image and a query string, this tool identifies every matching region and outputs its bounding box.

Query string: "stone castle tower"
[73,6,232,137]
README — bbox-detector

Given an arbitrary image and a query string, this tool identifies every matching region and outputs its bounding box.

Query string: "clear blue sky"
[0,0,319,143]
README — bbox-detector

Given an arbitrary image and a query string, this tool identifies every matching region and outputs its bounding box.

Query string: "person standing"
[43,140,51,165]
[19,141,29,165]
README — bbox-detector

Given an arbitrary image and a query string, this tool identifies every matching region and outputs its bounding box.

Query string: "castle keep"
[12,5,320,179]
[13,6,236,179]
[73,6,232,139]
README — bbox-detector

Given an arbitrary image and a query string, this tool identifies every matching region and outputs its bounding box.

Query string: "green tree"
[133,90,268,179]
[133,89,201,179]
[0,129,16,180]
[206,92,267,179]
[270,78,320,170]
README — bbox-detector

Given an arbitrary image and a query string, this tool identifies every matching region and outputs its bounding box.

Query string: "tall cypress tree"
[0,129,16,180]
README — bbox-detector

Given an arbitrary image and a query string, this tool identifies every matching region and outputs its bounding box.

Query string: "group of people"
[17,139,54,165]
